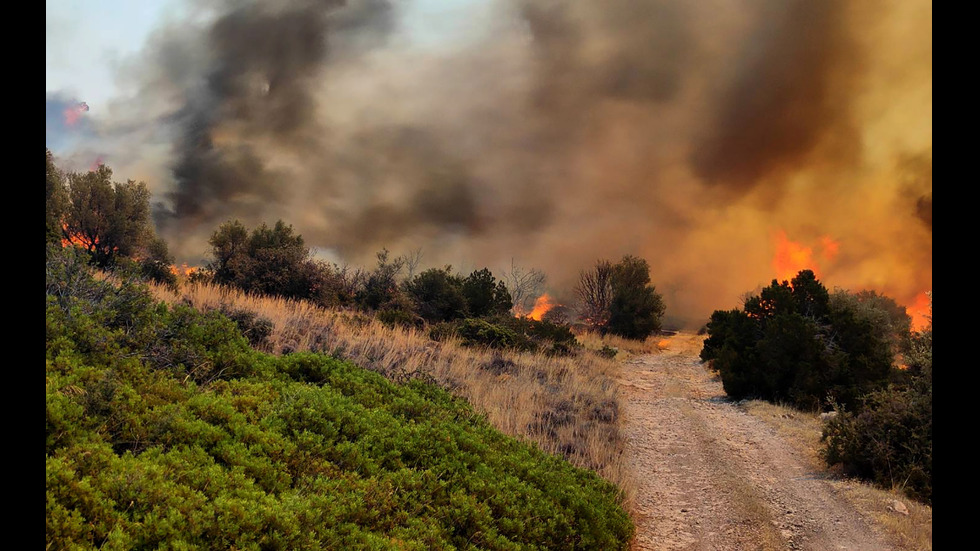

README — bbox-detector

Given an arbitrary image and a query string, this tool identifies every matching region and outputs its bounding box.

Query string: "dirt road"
[619,333,892,551]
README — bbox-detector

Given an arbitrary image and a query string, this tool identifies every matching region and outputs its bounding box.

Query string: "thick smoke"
[73,0,932,327]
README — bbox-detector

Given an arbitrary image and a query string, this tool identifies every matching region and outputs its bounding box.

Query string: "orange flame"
[60,222,97,249]
[772,231,839,282]
[773,231,817,281]
[63,101,90,126]
[525,293,557,321]
[819,236,840,261]
[89,157,105,171]
[906,291,931,331]
[169,263,200,277]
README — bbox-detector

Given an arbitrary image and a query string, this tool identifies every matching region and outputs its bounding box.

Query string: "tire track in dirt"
[620,333,892,550]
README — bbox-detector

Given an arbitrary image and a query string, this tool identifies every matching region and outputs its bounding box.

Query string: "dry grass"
[740,400,932,551]
[147,281,635,505]
[575,330,663,361]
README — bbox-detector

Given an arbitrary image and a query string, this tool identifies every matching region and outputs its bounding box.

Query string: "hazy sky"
[45,0,931,329]
[46,0,487,113]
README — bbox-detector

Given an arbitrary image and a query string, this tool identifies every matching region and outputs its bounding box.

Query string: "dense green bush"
[404,267,469,323]
[822,304,932,504]
[608,255,666,339]
[46,247,633,549]
[461,268,513,318]
[431,315,579,356]
[700,270,905,411]
[821,383,932,504]
[576,255,665,339]
[430,318,523,350]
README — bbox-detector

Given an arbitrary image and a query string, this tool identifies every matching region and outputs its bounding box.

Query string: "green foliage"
[431,318,522,350]
[822,300,932,504]
[47,252,633,549]
[701,270,902,411]
[136,236,178,289]
[607,255,666,339]
[462,268,513,318]
[46,149,69,246]
[356,248,406,311]
[218,306,275,349]
[432,315,579,356]
[404,267,469,323]
[63,164,155,268]
[207,219,323,300]
[821,383,932,503]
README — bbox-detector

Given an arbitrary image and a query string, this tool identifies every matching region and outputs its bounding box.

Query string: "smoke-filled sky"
[47,0,932,328]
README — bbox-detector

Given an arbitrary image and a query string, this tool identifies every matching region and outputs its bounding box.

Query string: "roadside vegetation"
[700,271,932,505]
[47,246,634,549]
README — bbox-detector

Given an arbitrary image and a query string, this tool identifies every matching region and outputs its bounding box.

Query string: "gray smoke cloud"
[72,0,932,328]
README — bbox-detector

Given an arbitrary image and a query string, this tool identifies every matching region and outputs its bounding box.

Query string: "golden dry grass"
[147,280,635,505]
[741,400,932,551]
[574,330,663,361]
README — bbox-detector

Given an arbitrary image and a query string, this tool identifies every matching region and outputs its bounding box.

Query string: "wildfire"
[523,293,557,321]
[89,157,105,171]
[170,263,200,277]
[772,231,839,282]
[60,222,96,250]
[906,291,931,331]
[63,101,90,126]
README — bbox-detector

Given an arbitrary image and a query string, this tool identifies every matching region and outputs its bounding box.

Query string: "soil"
[619,332,894,551]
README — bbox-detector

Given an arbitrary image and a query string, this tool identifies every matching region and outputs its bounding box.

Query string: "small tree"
[356,249,406,310]
[502,259,546,315]
[404,267,468,323]
[206,219,324,300]
[46,149,68,246]
[63,164,154,268]
[575,259,614,333]
[607,255,666,339]
[462,268,513,318]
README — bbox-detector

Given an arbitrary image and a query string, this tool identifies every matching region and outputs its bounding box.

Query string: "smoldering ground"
[52,0,932,328]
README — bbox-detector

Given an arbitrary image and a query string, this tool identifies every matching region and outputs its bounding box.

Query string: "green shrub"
[217,306,274,349]
[608,255,666,339]
[404,267,468,323]
[822,310,932,504]
[700,271,902,411]
[821,383,932,504]
[376,307,424,330]
[46,250,634,549]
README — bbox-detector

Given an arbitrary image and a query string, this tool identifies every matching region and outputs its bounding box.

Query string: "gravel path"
[619,333,893,551]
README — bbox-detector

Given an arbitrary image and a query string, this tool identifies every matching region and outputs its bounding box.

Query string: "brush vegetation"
[701,270,932,504]
[47,246,633,549]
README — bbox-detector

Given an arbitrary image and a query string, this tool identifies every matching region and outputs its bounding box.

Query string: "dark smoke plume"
[71,0,931,327]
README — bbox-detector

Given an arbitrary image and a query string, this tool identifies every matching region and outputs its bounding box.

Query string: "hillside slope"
[45,250,632,549]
